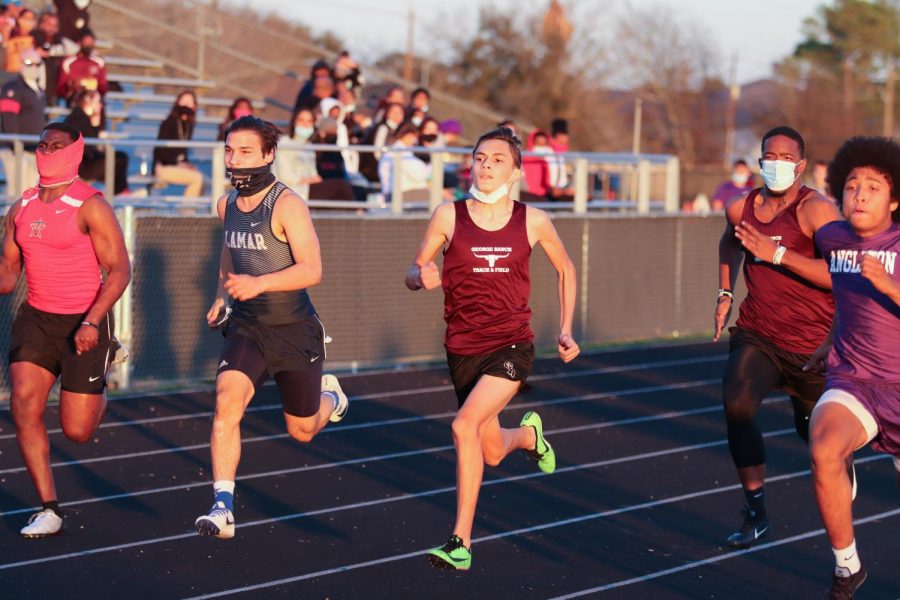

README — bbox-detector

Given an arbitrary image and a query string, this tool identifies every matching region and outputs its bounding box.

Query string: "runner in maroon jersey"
[714,126,842,548]
[405,126,579,570]
[0,122,131,538]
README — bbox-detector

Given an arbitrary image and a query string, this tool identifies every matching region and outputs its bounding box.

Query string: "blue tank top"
[223,182,315,325]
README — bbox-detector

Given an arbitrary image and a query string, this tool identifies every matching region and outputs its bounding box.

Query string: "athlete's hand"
[74,324,99,355]
[713,296,733,342]
[734,221,778,262]
[803,341,832,372]
[420,262,441,290]
[558,333,580,363]
[224,272,265,301]
[206,297,226,328]
[860,254,897,296]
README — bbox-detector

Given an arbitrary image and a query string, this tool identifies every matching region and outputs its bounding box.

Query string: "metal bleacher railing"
[0,134,680,216]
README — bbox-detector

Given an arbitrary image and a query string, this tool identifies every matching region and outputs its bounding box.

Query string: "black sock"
[743,486,766,516]
[42,500,62,517]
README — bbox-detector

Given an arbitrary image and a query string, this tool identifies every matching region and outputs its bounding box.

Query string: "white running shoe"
[322,374,349,423]
[20,509,63,538]
[194,501,235,539]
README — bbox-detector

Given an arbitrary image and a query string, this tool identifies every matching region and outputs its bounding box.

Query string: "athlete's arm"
[206,195,232,325]
[223,190,322,301]
[527,206,579,363]
[0,201,23,294]
[734,195,840,289]
[405,202,454,291]
[77,194,132,354]
[715,196,745,341]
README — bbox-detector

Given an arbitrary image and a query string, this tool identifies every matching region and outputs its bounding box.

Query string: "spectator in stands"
[319,97,358,174]
[297,76,335,113]
[711,159,755,211]
[64,89,129,195]
[337,84,367,142]
[358,102,404,183]
[550,118,569,152]
[217,97,253,141]
[309,117,354,200]
[547,118,573,200]
[5,8,36,73]
[416,116,441,163]
[153,91,203,198]
[57,28,107,106]
[292,58,330,113]
[332,51,363,90]
[53,0,91,42]
[809,159,833,199]
[373,85,406,123]
[521,130,552,202]
[407,87,431,126]
[0,49,46,191]
[0,1,22,48]
[378,121,430,201]
[273,107,320,200]
[33,11,78,107]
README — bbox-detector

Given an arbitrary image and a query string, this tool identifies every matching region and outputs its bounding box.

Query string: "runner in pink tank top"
[0,123,131,538]
[406,127,579,571]
[714,126,843,550]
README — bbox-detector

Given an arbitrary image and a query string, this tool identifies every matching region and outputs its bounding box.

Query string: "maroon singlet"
[442,200,534,355]
[734,186,834,354]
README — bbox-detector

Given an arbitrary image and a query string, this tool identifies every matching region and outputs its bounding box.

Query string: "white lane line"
[184,454,892,599]
[0,425,803,572]
[0,379,722,475]
[549,505,900,598]
[0,354,726,439]
[1,387,770,518]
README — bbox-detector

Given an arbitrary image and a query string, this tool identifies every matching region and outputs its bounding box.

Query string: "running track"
[0,342,897,599]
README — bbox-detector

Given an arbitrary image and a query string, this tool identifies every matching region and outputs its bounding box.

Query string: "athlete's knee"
[10,392,45,428]
[809,435,849,473]
[451,414,480,444]
[723,381,761,424]
[61,421,95,443]
[287,422,316,443]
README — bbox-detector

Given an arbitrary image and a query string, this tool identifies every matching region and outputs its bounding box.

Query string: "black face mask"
[80,46,94,56]
[420,134,438,144]
[228,163,275,197]
[174,105,195,119]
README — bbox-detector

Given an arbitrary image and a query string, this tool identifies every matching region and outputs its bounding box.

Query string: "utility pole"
[723,51,739,169]
[884,59,896,137]
[403,3,415,82]
[632,97,642,155]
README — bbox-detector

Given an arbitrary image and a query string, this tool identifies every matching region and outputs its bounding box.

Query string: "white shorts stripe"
[814,388,879,449]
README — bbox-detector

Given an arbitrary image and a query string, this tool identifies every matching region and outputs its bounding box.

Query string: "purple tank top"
[442,200,534,355]
[734,187,835,354]
[815,220,900,383]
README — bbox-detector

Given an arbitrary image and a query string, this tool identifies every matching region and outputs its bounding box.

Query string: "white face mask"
[294,126,314,140]
[469,172,514,205]
[760,160,799,193]
[732,171,750,186]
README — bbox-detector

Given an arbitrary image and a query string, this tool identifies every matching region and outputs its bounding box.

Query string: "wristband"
[81,321,98,329]
[772,245,787,265]
[717,289,733,299]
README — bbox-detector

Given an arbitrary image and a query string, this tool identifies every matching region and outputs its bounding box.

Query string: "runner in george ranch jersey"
[406,126,580,571]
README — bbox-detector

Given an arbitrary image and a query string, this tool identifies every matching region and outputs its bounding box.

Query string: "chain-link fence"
[0,212,745,397]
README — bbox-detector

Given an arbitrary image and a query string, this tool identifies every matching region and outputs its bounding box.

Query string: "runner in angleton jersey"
[714,126,843,548]
[405,126,580,571]
[0,122,131,538]
[194,115,348,540]
[806,136,900,599]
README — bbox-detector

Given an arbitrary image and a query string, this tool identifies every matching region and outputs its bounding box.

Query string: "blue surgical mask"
[294,126,314,140]
[760,160,799,193]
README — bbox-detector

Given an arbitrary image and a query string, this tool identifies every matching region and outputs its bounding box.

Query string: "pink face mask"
[36,134,84,187]
[233,108,253,119]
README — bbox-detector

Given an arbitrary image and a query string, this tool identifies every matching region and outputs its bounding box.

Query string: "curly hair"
[827,136,900,222]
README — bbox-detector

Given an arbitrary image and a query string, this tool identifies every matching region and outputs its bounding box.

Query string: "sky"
[243,0,825,84]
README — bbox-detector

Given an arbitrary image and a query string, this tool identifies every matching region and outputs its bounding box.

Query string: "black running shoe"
[725,508,769,549]
[823,565,867,599]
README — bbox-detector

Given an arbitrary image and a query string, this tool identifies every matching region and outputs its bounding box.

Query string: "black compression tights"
[722,344,817,468]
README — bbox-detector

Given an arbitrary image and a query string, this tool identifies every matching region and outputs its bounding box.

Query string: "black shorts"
[9,303,114,394]
[446,342,535,408]
[218,315,326,418]
[728,326,825,402]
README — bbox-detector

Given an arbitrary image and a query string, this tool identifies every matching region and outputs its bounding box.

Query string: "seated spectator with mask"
[378,122,430,202]
[153,91,204,198]
[56,27,106,106]
[217,97,253,141]
[64,88,130,195]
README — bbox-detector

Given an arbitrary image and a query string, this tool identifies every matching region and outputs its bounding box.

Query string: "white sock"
[833,541,861,577]
[213,480,235,495]
[323,390,338,412]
